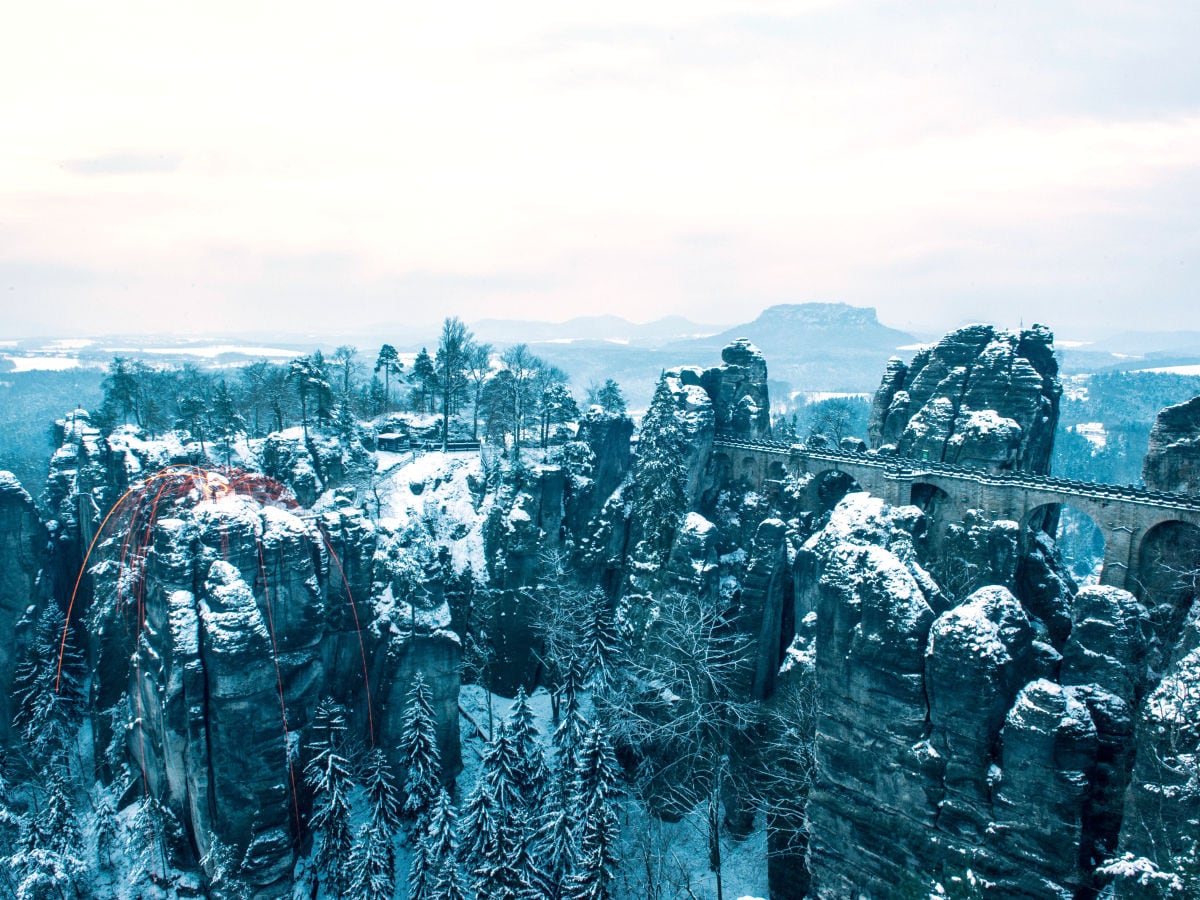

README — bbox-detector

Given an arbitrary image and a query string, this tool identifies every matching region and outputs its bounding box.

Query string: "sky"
[1,1,1198,339]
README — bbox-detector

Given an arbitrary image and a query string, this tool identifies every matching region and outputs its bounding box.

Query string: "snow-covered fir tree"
[349,819,397,900]
[426,786,458,866]
[304,698,354,894]
[360,748,403,844]
[458,777,500,873]
[628,375,691,568]
[128,796,183,891]
[581,591,620,691]
[345,748,400,899]
[12,604,84,764]
[552,660,589,779]
[564,725,622,900]
[508,687,550,808]
[535,787,577,900]
[481,721,523,814]
[199,832,251,900]
[434,856,469,900]
[400,673,443,825]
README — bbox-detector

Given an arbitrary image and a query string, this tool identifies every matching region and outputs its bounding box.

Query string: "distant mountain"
[661,303,917,398]
[672,302,912,357]
[1089,330,1200,357]
[1057,330,1200,376]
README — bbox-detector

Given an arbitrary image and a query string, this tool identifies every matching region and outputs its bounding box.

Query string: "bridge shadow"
[1020,503,1106,586]
[811,469,863,515]
[1133,520,1200,648]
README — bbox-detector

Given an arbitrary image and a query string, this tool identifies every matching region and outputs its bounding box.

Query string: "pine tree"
[12,604,84,764]
[508,687,550,809]
[535,793,577,900]
[434,856,469,900]
[435,316,475,449]
[481,722,522,813]
[553,660,589,779]
[128,796,182,889]
[94,789,118,872]
[362,747,402,837]
[374,344,402,410]
[469,807,525,900]
[589,379,626,415]
[539,381,580,448]
[304,699,353,894]
[457,778,499,873]
[629,375,691,567]
[581,591,620,691]
[408,827,438,900]
[287,352,331,441]
[211,378,245,467]
[564,726,621,900]
[399,675,442,823]
[43,773,80,858]
[506,807,550,900]
[412,348,437,415]
[426,786,457,865]
[200,832,251,900]
[349,820,397,900]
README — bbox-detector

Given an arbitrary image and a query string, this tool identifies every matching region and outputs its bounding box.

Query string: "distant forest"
[1054,370,1200,485]
[0,370,103,495]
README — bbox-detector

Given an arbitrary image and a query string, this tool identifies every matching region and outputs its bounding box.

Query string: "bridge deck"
[712,433,1200,513]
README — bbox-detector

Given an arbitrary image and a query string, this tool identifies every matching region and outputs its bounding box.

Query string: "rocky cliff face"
[84,494,462,896]
[14,324,1197,897]
[800,496,1152,897]
[0,473,53,744]
[23,417,466,896]
[1108,603,1200,897]
[1141,394,1200,494]
[701,338,772,440]
[869,324,1061,473]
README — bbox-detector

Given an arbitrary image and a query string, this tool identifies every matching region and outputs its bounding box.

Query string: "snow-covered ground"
[3,353,83,370]
[1068,421,1107,450]
[141,344,299,358]
[1135,363,1200,376]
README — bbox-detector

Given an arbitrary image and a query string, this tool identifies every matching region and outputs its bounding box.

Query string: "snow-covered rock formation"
[1142,393,1200,494]
[869,324,1061,472]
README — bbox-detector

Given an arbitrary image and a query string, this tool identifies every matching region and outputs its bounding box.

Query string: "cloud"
[60,152,184,176]
[1,2,1198,340]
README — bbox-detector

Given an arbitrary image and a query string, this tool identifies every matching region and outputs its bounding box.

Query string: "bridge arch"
[1020,501,1106,585]
[910,481,952,514]
[1133,520,1200,641]
[909,481,957,544]
[811,468,863,514]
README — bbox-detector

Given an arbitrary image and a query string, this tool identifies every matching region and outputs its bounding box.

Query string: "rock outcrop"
[0,472,53,743]
[1141,394,1200,494]
[1109,604,1200,897]
[869,324,1061,473]
[85,495,462,896]
[799,493,1149,897]
[701,338,772,440]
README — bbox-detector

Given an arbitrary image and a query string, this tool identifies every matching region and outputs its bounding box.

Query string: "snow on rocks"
[374,450,490,581]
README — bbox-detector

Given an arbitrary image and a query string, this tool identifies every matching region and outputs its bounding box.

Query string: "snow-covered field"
[1135,363,1200,376]
[3,354,83,371]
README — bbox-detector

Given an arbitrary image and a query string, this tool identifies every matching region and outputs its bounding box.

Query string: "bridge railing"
[712,431,1200,510]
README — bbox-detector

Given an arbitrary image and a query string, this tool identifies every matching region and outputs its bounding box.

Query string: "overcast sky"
[1,1,1197,339]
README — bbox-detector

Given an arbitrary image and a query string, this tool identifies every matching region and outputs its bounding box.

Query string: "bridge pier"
[1099,524,1139,588]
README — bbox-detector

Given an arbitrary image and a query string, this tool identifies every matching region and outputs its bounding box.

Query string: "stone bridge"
[712,433,1200,593]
